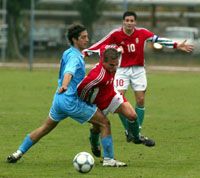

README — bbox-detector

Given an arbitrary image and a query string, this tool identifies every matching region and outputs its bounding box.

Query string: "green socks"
[127,119,140,140]
[135,105,145,129]
[89,129,100,147]
[119,113,140,140]
[119,105,145,130]
[119,113,128,130]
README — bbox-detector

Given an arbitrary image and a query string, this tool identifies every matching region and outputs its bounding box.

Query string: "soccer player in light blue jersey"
[7,24,127,167]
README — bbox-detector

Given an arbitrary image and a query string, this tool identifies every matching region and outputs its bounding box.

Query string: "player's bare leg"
[117,90,129,129]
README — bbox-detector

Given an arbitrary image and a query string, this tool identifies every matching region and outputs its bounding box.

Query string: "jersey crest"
[135,38,139,44]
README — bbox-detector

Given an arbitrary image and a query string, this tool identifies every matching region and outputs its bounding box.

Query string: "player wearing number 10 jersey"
[87,25,154,67]
[84,11,193,146]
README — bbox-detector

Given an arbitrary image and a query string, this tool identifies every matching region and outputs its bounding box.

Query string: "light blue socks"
[101,135,114,159]
[18,134,35,154]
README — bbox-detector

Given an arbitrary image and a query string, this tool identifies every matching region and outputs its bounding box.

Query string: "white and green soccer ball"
[73,152,94,173]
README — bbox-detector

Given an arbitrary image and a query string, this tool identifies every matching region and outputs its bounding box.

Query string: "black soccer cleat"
[138,135,155,147]
[126,131,135,143]
[7,151,23,163]
[125,132,155,147]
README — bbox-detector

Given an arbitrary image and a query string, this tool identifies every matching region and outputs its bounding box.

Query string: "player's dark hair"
[67,24,86,45]
[123,11,137,20]
[103,48,120,62]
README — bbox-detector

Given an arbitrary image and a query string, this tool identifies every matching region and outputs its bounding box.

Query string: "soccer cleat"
[125,132,155,147]
[138,135,155,147]
[103,158,127,167]
[7,150,23,163]
[126,131,134,143]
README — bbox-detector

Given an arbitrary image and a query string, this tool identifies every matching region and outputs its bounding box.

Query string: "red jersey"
[87,27,154,67]
[77,63,117,111]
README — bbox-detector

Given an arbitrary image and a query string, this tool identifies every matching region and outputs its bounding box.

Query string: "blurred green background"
[0,0,200,66]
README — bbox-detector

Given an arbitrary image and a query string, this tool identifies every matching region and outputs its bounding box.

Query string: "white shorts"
[102,92,124,115]
[114,66,147,91]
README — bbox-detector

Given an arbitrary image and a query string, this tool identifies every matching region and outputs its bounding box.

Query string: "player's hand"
[58,86,67,94]
[177,40,194,53]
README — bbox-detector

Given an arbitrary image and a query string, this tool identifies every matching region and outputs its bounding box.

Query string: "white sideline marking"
[0,62,200,72]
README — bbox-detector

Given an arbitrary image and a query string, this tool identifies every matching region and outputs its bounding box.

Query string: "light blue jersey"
[49,46,97,123]
[57,46,85,96]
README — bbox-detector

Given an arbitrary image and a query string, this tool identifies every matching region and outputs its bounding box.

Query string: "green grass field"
[0,68,200,178]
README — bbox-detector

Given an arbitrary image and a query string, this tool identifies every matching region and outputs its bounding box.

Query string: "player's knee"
[102,117,110,128]
[93,110,111,128]
[132,112,137,120]
[98,117,110,131]
[127,112,137,122]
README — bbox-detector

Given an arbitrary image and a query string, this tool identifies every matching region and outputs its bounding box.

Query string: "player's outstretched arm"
[177,40,194,53]
[147,36,194,53]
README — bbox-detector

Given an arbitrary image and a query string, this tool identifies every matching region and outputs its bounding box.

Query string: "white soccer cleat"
[103,158,127,167]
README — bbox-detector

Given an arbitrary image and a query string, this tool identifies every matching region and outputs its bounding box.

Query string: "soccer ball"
[73,152,94,173]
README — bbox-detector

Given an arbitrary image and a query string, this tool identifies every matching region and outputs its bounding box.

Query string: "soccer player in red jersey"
[84,11,193,146]
[78,45,153,158]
